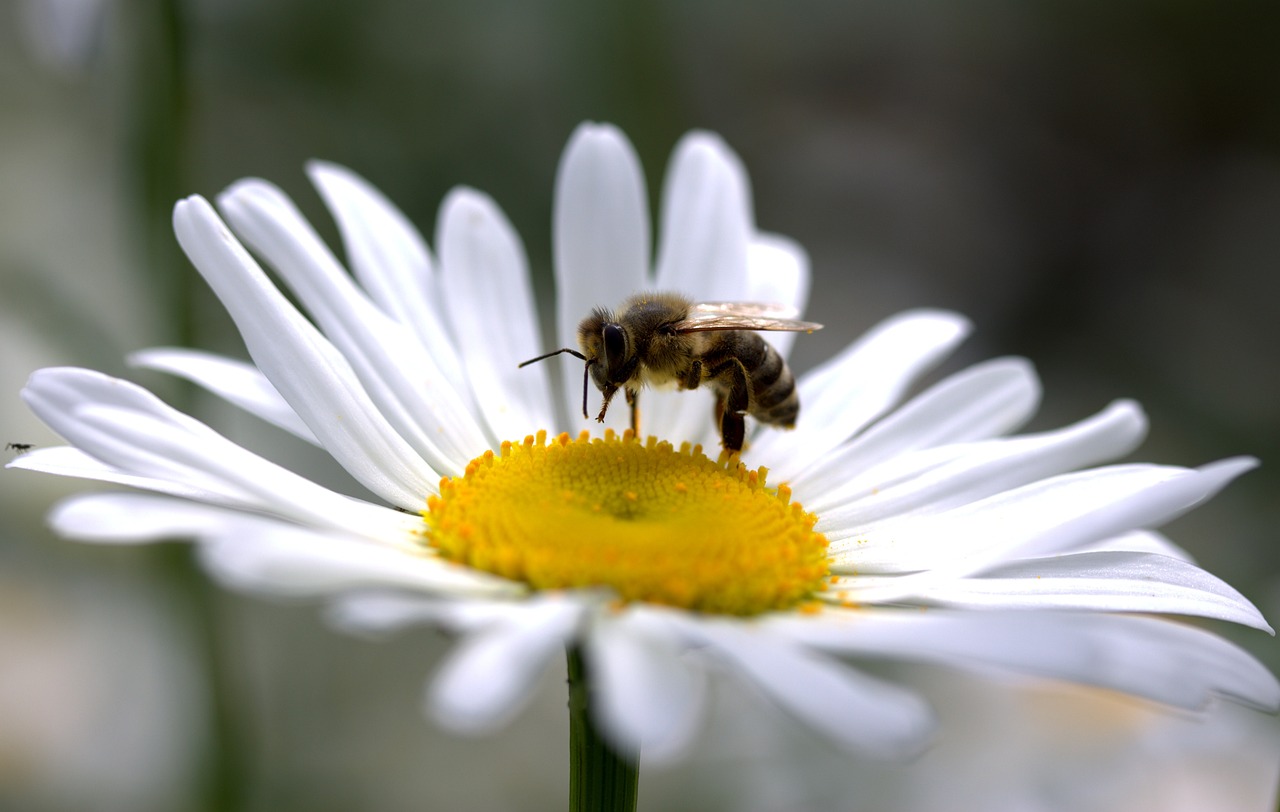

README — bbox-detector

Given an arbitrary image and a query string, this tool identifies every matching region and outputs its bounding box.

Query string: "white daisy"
[10,123,1277,772]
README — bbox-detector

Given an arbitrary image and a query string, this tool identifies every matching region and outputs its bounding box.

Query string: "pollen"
[425,430,829,616]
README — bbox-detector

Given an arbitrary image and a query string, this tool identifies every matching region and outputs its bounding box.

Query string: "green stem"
[567,646,639,812]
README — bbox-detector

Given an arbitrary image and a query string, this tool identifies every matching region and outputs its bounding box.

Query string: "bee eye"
[603,324,626,364]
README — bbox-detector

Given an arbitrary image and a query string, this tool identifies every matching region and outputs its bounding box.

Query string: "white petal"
[744,232,811,362]
[200,525,515,599]
[10,445,231,504]
[306,161,469,397]
[586,608,707,763]
[845,551,1272,632]
[173,196,441,506]
[792,357,1040,496]
[645,135,762,445]
[653,131,753,300]
[21,367,408,537]
[635,386,721,451]
[129,347,318,443]
[47,491,506,599]
[1077,529,1195,562]
[553,123,650,432]
[216,180,488,476]
[765,609,1280,712]
[817,399,1147,527]
[437,187,557,440]
[754,309,972,479]
[50,490,245,544]
[693,620,935,758]
[832,459,1255,592]
[428,595,585,733]
[328,592,536,637]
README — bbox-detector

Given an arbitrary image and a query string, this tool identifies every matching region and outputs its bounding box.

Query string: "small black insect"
[6,443,34,453]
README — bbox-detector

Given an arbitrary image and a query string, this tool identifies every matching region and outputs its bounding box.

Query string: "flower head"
[11,123,1278,761]
[426,430,828,616]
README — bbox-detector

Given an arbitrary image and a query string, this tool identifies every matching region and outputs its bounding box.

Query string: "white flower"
[11,123,1277,763]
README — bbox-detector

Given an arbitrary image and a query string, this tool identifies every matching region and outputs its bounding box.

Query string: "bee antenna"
[582,358,596,419]
[517,348,596,421]
[517,348,587,368]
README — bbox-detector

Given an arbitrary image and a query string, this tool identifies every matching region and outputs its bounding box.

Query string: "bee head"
[517,308,632,422]
[578,308,634,390]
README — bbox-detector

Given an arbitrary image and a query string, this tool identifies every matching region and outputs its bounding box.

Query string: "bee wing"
[689,301,801,319]
[675,302,823,334]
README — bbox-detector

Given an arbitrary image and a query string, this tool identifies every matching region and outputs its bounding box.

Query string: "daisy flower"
[10,123,1277,796]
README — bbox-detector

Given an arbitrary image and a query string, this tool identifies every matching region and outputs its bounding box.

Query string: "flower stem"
[567,645,639,812]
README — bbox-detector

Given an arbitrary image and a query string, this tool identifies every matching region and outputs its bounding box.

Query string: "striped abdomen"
[701,331,799,428]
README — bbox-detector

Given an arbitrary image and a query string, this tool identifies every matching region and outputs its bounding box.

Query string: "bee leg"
[680,359,703,391]
[713,394,735,450]
[720,410,746,452]
[625,388,640,435]
[596,384,619,423]
[714,359,750,452]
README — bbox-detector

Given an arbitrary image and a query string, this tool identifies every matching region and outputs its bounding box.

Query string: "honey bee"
[518,292,821,451]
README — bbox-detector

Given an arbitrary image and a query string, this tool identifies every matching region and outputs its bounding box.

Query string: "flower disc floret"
[425,430,829,616]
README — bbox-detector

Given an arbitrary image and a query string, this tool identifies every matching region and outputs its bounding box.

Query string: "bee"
[518,292,821,452]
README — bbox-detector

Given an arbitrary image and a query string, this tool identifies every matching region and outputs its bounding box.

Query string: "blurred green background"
[2,1,1278,810]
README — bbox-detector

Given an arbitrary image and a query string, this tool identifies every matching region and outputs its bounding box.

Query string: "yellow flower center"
[425,430,829,616]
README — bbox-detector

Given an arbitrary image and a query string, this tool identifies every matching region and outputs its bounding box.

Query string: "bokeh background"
[2,1,1279,810]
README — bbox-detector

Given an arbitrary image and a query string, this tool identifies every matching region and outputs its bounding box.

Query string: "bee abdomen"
[748,341,799,427]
